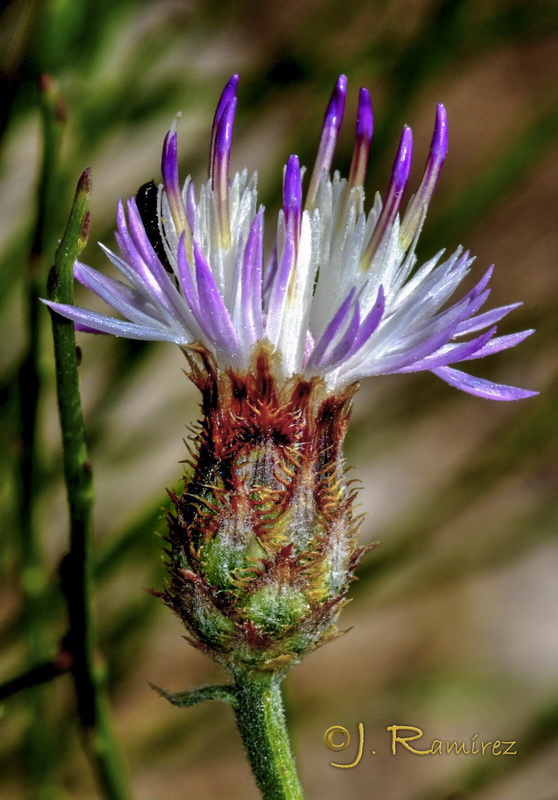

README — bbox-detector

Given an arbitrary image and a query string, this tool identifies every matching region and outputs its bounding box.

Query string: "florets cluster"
[45,74,535,399]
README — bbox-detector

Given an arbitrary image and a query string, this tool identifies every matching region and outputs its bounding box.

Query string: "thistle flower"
[44,76,536,674]
[45,74,535,400]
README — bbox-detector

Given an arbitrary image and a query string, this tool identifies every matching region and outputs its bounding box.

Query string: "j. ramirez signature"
[324,724,518,768]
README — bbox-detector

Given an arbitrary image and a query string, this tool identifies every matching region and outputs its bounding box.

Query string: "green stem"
[48,171,133,800]
[233,674,304,800]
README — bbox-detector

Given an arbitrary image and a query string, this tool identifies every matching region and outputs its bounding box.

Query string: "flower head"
[45,77,539,675]
[45,74,536,401]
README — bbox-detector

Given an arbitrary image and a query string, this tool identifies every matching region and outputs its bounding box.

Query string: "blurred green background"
[1,0,557,798]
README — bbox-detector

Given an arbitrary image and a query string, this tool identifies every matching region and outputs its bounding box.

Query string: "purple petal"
[192,243,239,353]
[265,231,295,341]
[457,288,491,322]
[456,303,522,335]
[242,211,265,340]
[387,126,413,197]
[344,285,385,360]
[430,103,448,162]
[422,264,495,336]
[376,323,463,374]
[306,75,348,207]
[307,288,356,369]
[283,155,302,238]
[396,325,498,372]
[427,266,494,333]
[42,300,180,342]
[209,74,240,180]
[211,97,237,246]
[122,198,189,320]
[432,366,538,400]
[161,122,189,236]
[74,261,163,326]
[348,88,373,189]
[176,233,200,317]
[74,322,107,334]
[99,241,165,305]
[212,97,236,187]
[430,289,491,339]
[320,301,361,369]
[458,329,535,361]
[400,104,448,246]
[362,126,413,266]
[161,127,179,199]
[114,201,174,306]
[468,264,494,299]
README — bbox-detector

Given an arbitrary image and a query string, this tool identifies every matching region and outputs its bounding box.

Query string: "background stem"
[233,674,304,800]
[48,171,134,800]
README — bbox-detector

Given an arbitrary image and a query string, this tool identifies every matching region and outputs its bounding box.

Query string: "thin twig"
[47,170,134,800]
[0,653,72,702]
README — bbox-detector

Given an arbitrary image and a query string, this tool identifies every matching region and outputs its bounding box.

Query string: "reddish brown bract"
[161,344,372,674]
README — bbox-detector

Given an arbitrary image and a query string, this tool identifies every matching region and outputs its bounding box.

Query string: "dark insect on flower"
[135,180,174,275]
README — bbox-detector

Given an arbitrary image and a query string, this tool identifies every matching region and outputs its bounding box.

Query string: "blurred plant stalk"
[46,169,133,800]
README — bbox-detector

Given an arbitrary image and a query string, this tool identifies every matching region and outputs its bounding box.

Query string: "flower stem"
[233,673,304,800]
[47,170,133,800]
